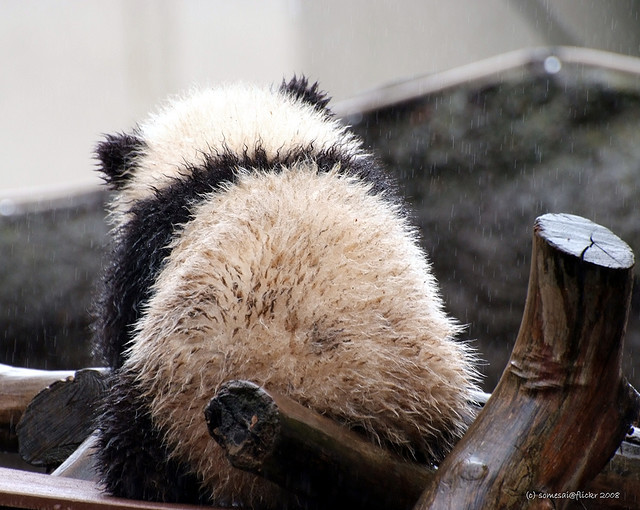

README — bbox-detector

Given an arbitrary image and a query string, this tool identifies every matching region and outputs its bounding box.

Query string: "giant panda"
[93,76,480,508]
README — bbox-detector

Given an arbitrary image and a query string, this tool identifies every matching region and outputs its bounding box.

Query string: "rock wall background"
[345,48,640,389]
[0,191,107,369]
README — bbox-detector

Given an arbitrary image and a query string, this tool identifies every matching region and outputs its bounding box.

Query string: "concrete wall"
[1,0,639,195]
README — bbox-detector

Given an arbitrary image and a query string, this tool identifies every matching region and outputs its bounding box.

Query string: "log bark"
[416,213,640,510]
[205,380,433,510]
[0,363,74,450]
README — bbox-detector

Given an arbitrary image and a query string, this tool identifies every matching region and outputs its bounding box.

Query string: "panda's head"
[96,77,371,226]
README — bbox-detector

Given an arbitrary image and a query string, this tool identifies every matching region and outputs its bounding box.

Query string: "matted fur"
[125,165,477,505]
[94,78,480,508]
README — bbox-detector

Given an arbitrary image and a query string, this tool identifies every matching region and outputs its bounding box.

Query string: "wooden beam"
[51,433,100,481]
[0,466,209,510]
[416,213,640,510]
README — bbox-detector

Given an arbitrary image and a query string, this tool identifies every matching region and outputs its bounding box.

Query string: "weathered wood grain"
[16,367,108,467]
[416,213,640,510]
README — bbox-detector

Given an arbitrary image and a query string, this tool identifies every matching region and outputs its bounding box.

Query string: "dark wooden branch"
[205,380,433,510]
[416,213,640,510]
[0,363,74,450]
[16,367,108,467]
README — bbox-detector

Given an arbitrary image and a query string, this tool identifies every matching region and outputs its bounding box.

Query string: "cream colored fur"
[111,83,363,223]
[124,164,479,507]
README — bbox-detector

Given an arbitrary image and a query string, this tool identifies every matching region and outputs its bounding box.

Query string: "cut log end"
[535,213,634,269]
[204,380,280,472]
[205,380,433,510]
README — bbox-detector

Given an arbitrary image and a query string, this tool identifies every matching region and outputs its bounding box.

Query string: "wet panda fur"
[93,76,480,508]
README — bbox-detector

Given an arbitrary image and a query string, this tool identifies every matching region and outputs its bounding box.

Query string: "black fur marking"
[93,144,396,369]
[92,164,232,368]
[95,369,210,504]
[280,76,332,114]
[96,133,146,190]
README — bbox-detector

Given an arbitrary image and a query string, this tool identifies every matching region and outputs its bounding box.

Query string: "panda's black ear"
[95,132,144,190]
[280,75,332,114]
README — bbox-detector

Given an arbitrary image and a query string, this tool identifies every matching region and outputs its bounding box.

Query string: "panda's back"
[94,78,480,508]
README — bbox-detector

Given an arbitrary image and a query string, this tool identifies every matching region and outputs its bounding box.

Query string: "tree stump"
[416,213,640,510]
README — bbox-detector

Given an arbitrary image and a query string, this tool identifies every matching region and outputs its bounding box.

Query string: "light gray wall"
[1,0,639,196]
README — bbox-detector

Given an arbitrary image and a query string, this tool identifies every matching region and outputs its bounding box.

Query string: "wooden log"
[416,213,640,510]
[0,466,210,510]
[5,374,635,509]
[0,363,74,451]
[205,379,433,510]
[462,389,640,508]
[16,367,108,467]
[205,376,640,510]
[205,381,640,510]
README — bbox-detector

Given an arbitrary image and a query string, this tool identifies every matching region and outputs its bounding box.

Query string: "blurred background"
[2,0,640,389]
[2,0,640,195]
